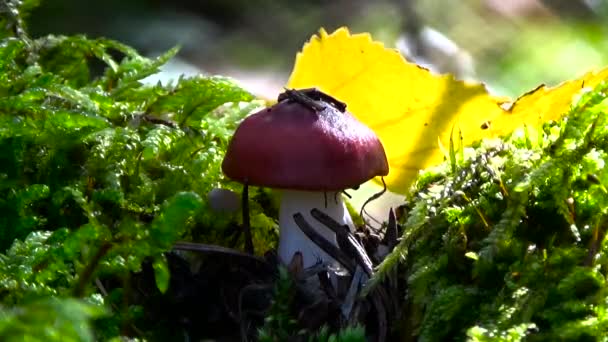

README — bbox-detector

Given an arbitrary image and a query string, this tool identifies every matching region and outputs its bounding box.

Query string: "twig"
[360,177,388,233]
[300,262,331,281]
[382,208,399,248]
[280,88,326,112]
[95,278,109,297]
[317,270,338,301]
[341,266,365,319]
[292,213,356,273]
[173,241,267,269]
[310,208,374,277]
[140,113,178,128]
[242,184,254,254]
[279,88,349,112]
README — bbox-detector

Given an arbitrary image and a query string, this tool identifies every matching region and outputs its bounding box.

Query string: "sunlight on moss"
[0,0,270,339]
[372,81,608,340]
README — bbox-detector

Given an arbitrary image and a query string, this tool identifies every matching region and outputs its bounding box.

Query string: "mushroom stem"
[278,190,354,268]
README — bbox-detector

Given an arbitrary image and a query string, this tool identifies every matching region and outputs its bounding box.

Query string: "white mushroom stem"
[278,189,355,269]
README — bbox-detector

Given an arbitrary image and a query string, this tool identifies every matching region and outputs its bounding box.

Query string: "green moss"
[373,83,608,341]
[0,0,275,339]
[3,1,608,340]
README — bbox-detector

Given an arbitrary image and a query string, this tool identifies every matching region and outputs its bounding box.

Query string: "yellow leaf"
[287,27,608,194]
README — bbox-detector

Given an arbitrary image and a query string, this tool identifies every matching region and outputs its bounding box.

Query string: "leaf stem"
[73,242,113,297]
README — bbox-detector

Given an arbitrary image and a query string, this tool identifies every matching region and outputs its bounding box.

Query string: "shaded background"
[28,0,608,99]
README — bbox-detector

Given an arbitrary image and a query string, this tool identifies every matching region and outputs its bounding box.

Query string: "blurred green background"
[28,0,608,99]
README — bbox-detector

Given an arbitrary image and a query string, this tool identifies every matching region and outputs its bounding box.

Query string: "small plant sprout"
[222,88,388,269]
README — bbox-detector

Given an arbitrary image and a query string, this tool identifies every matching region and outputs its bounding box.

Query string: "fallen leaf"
[287,27,608,194]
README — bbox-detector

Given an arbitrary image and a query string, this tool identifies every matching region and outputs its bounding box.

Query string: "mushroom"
[221,89,388,269]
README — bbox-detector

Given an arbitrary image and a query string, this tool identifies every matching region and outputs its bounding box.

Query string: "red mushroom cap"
[222,92,389,191]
